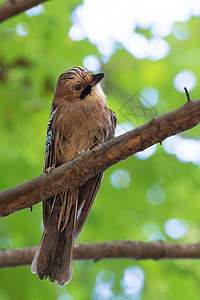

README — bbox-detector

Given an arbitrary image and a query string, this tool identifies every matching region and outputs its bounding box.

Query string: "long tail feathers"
[31,191,78,286]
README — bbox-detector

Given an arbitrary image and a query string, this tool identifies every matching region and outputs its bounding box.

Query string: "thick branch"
[0,98,200,216]
[1,241,200,268]
[0,0,48,23]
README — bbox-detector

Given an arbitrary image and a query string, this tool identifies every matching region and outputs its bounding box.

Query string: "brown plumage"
[31,67,116,286]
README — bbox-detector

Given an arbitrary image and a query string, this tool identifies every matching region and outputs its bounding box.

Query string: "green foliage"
[1,1,200,299]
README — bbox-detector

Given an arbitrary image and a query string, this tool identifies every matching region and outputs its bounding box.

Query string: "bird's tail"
[31,190,78,286]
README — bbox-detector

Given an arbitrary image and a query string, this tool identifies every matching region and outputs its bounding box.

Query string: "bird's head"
[53,67,106,106]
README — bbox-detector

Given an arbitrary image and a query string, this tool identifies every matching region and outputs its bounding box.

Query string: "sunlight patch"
[57,294,74,300]
[148,232,167,242]
[110,169,130,190]
[16,23,29,36]
[173,70,197,92]
[69,0,200,60]
[83,55,101,72]
[25,4,45,17]
[140,87,159,107]
[135,144,157,160]
[0,237,13,249]
[172,23,190,40]
[164,218,188,239]
[92,270,115,300]
[146,186,165,205]
[163,135,200,165]
[121,266,145,297]
[115,122,135,138]
[148,38,170,61]
[142,223,161,237]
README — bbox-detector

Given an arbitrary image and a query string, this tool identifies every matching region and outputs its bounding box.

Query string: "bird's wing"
[33,105,79,285]
[42,106,57,230]
[73,108,117,240]
[43,105,57,171]
[73,172,104,240]
[109,109,117,132]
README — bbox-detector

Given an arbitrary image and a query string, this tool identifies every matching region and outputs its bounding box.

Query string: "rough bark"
[0,97,200,217]
[1,241,200,268]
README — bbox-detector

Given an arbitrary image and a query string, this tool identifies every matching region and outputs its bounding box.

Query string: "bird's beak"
[91,73,105,86]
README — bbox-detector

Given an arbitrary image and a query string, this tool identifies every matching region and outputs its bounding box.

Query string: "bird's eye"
[73,84,82,91]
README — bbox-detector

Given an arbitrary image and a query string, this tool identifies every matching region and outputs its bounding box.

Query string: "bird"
[31,66,116,286]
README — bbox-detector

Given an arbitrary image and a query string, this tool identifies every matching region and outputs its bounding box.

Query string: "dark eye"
[73,84,82,91]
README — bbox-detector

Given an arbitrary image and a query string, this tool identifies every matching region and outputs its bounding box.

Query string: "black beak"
[91,73,105,86]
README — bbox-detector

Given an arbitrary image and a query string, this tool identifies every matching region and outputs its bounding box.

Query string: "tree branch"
[1,241,200,268]
[0,0,48,23]
[1,98,200,217]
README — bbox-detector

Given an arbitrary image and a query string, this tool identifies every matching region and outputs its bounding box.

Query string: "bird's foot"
[77,149,90,156]
[77,150,85,155]
[45,164,55,174]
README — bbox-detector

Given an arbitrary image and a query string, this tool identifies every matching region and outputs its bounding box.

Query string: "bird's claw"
[45,164,55,174]
[77,149,90,156]
[77,150,85,155]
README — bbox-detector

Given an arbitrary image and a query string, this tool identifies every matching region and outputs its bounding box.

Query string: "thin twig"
[184,87,191,102]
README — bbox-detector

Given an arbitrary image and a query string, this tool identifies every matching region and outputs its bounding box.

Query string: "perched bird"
[31,67,116,286]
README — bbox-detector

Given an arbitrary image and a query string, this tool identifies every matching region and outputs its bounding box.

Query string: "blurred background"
[1,0,200,299]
